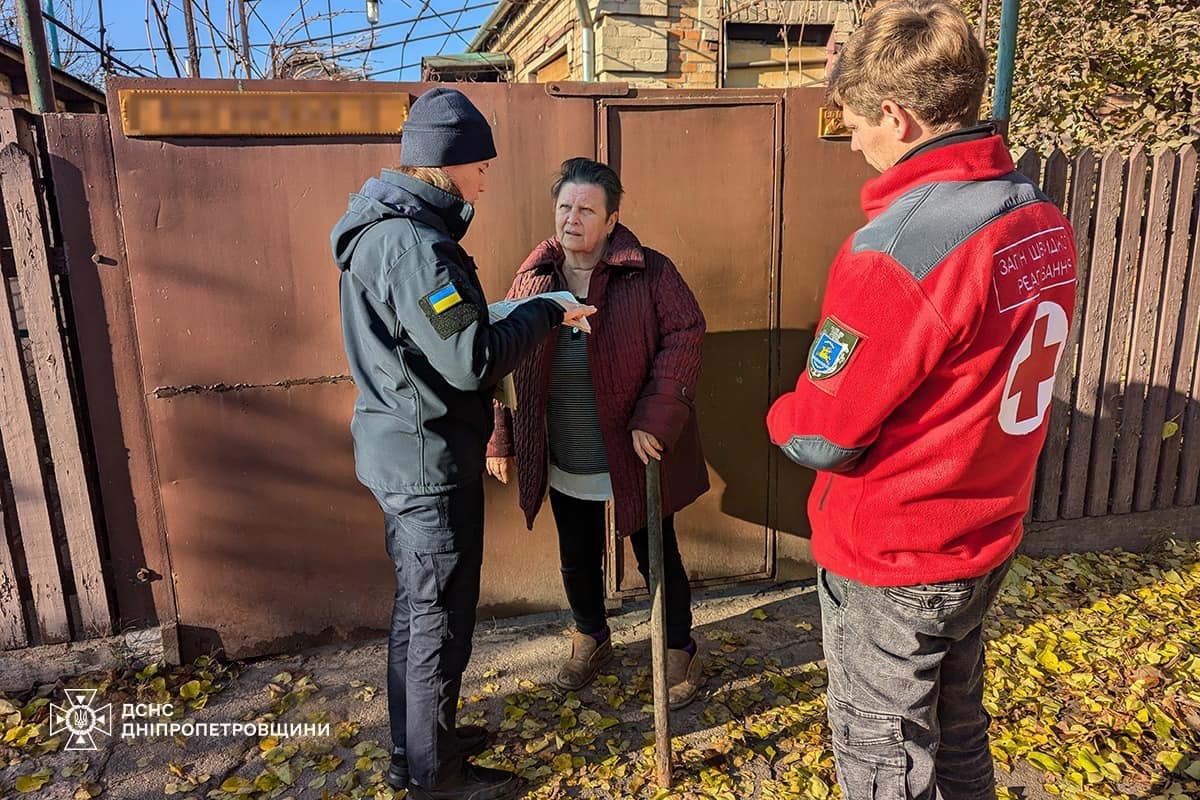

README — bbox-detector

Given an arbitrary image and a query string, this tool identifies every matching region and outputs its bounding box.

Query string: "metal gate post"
[992,0,1021,127]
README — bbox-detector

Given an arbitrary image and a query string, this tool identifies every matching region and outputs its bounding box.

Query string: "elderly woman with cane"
[486,158,709,708]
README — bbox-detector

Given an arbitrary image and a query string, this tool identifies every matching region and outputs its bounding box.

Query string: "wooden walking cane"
[646,458,673,788]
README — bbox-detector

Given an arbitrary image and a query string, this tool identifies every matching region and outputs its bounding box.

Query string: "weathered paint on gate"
[78,78,870,658]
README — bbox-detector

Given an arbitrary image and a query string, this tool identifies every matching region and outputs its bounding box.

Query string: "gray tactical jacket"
[331,170,561,494]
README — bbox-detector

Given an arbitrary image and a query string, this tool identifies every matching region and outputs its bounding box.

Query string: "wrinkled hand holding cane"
[632,430,663,464]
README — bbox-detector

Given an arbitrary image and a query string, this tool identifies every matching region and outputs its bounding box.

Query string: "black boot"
[385,726,491,789]
[406,764,521,800]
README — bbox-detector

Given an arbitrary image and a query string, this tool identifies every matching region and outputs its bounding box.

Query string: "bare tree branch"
[150,0,183,77]
[200,0,225,77]
[144,0,161,74]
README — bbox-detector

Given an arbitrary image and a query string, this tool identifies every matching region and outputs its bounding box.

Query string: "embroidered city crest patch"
[808,316,862,380]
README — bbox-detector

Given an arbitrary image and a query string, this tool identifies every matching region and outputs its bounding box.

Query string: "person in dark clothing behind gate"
[484,158,709,709]
[331,88,595,800]
[767,3,1077,799]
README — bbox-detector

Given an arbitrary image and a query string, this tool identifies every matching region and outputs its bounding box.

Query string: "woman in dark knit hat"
[331,88,593,800]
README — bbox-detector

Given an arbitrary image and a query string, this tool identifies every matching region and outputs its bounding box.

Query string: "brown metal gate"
[47,78,872,659]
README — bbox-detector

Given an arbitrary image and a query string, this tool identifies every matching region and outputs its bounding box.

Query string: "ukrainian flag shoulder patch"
[420,281,480,340]
[427,283,463,314]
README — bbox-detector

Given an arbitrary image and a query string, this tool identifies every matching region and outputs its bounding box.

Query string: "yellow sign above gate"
[818,106,851,140]
[118,90,410,137]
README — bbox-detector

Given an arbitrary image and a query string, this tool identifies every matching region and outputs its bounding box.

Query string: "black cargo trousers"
[374,480,485,790]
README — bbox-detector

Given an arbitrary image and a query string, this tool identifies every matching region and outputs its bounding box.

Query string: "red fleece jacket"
[767,135,1077,586]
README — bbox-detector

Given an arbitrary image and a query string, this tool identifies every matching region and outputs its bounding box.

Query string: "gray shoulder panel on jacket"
[852,172,1050,281]
[779,435,865,472]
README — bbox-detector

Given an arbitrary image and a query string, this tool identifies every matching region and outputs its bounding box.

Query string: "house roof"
[0,38,106,110]
[466,0,520,52]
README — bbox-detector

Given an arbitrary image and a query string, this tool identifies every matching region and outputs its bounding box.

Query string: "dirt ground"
[2,577,1069,799]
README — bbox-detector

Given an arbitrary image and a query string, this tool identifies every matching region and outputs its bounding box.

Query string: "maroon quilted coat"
[487,224,709,535]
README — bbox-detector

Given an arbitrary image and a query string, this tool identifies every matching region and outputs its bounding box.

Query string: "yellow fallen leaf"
[16,771,51,793]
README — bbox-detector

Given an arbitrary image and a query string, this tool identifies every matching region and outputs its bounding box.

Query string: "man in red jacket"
[766,2,1076,798]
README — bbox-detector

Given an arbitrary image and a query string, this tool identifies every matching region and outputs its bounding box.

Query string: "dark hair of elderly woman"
[486,157,709,708]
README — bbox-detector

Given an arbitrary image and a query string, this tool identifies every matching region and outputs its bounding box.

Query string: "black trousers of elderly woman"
[548,488,693,649]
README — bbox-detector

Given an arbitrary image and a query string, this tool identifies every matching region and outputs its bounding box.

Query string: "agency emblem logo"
[50,689,113,751]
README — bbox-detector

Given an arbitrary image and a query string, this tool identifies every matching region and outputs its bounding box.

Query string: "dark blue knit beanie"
[400,88,497,167]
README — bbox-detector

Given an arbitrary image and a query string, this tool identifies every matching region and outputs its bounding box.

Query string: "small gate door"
[599,93,783,595]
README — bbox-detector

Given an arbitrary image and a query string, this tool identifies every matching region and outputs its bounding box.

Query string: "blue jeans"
[818,556,1013,800]
[376,481,485,790]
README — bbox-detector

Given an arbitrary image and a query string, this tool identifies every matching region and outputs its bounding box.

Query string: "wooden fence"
[1015,145,1200,523]
[0,112,111,651]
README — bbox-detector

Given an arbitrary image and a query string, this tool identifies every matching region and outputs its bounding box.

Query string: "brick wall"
[595,0,718,88]
[482,0,718,87]
[489,0,580,82]
[479,0,851,88]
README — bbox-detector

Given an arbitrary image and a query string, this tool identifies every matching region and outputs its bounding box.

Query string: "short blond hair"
[397,165,463,199]
[831,0,988,129]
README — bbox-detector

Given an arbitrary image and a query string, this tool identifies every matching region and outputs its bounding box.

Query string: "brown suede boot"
[666,646,704,709]
[555,631,613,691]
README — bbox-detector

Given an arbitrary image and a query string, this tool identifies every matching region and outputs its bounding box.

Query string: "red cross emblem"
[999,302,1069,435]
